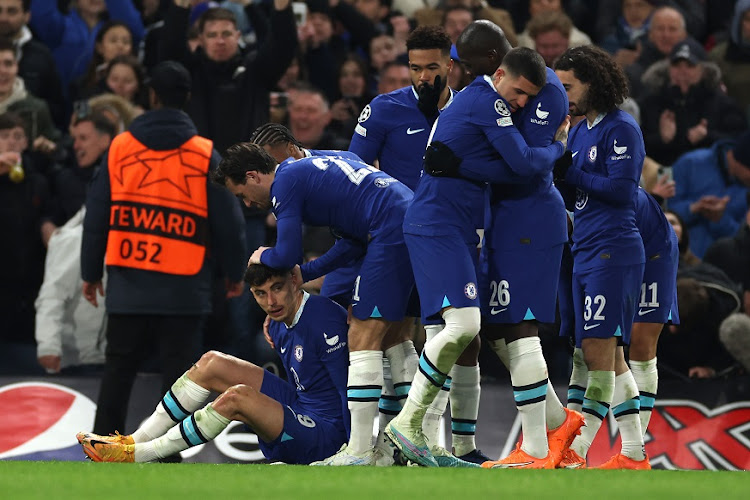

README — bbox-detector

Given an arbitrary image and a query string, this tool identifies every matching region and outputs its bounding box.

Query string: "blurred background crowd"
[1,0,750,385]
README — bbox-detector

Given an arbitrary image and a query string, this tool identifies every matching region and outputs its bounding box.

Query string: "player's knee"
[443,307,481,343]
[193,350,229,377]
[214,384,251,415]
[457,334,481,364]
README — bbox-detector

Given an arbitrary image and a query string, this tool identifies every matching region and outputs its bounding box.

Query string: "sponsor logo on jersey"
[358,104,371,123]
[638,308,657,316]
[611,139,632,160]
[324,333,339,346]
[497,117,513,127]
[490,307,507,315]
[406,127,425,135]
[535,102,549,119]
[583,323,600,330]
[280,346,287,354]
[355,124,367,137]
[494,99,510,116]
[464,282,478,300]
[294,345,304,362]
[572,151,579,157]
[374,177,397,188]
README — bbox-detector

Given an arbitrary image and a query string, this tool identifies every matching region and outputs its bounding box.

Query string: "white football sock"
[507,337,549,458]
[566,347,587,414]
[347,350,383,454]
[449,363,480,457]
[629,358,658,437]
[612,370,645,460]
[132,372,210,443]
[571,370,614,458]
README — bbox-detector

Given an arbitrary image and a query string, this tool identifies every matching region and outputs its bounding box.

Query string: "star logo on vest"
[115,146,210,199]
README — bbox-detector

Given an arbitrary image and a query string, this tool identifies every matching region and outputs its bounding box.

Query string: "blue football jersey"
[566,110,645,271]
[405,75,564,242]
[635,187,674,255]
[484,68,569,249]
[269,293,349,428]
[260,155,413,269]
[349,86,454,190]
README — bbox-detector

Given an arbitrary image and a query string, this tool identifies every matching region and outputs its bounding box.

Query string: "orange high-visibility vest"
[105,132,213,275]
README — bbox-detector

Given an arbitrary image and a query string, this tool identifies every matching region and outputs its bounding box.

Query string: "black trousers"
[93,313,204,435]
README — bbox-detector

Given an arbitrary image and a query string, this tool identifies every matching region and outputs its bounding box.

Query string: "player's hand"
[262,315,275,348]
[651,173,676,199]
[416,75,443,119]
[38,355,61,374]
[423,140,462,177]
[554,115,570,149]
[249,246,269,265]
[689,366,716,378]
[82,280,105,308]
[553,150,573,183]
[225,280,244,298]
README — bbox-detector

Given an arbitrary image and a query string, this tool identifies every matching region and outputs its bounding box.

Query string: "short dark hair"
[456,20,512,76]
[198,8,237,33]
[554,45,629,113]
[406,25,452,57]
[0,111,25,132]
[250,123,303,149]
[502,47,547,88]
[214,142,276,185]
[675,277,710,333]
[0,37,16,58]
[73,111,117,139]
[244,264,291,287]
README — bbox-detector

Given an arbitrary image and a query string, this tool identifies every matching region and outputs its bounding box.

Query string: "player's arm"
[259,174,305,269]
[348,98,387,164]
[564,124,642,205]
[300,237,366,283]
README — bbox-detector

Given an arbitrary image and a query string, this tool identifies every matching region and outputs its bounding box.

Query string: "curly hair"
[406,25,452,57]
[244,264,291,288]
[554,45,629,113]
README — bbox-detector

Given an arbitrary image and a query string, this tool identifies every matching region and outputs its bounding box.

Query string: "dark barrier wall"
[1,375,748,469]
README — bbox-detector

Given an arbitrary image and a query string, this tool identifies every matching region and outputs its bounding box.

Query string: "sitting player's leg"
[78,350,265,446]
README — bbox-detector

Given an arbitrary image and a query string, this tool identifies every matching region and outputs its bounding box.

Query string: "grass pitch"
[1,461,748,500]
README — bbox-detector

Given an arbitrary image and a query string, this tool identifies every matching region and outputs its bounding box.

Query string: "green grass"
[1,461,748,500]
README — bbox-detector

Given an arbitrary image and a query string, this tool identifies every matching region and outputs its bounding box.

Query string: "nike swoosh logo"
[638,309,656,316]
[572,151,579,157]
[406,128,425,135]
[280,347,287,353]
[490,308,507,315]
[492,461,534,468]
[583,323,600,330]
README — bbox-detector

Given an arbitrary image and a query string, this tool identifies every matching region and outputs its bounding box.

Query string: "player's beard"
[569,90,591,117]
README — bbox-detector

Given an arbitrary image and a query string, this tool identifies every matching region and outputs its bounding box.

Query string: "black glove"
[424,141,462,178]
[553,150,573,183]
[416,75,444,119]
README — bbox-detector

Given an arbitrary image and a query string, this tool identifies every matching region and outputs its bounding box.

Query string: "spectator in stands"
[102,55,148,111]
[41,110,115,245]
[0,38,60,148]
[287,84,349,150]
[659,265,741,379]
[378,60,410,94]
[669,130,750,259]
[0,122,48,374]
[329,55,373,139]
[0,0,65,127]
[88,93,141,134]
[159,0,297,154]
[35,207,106,375]
[369,33,400,76]
[664,209,700,269]
[354,0,390,32]
[71,20,135,102]
[599,0,655,69]
[442,5,474,44]
[625,5,687,98]
[709,0,750,117]
[639,39,748,167]
[413,0,517,48]
[525,10,576,67]
[29,0,144,92]
[516,0,591,50]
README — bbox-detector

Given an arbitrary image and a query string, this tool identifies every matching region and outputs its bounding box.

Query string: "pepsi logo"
[0,382,96,460]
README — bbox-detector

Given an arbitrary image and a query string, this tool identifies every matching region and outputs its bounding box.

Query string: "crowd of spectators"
[1,0,749,382]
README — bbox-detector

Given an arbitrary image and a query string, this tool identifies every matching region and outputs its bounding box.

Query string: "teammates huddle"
[77,23,677,471]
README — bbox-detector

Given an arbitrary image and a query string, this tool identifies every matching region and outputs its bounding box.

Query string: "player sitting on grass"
[77,264,350,464]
